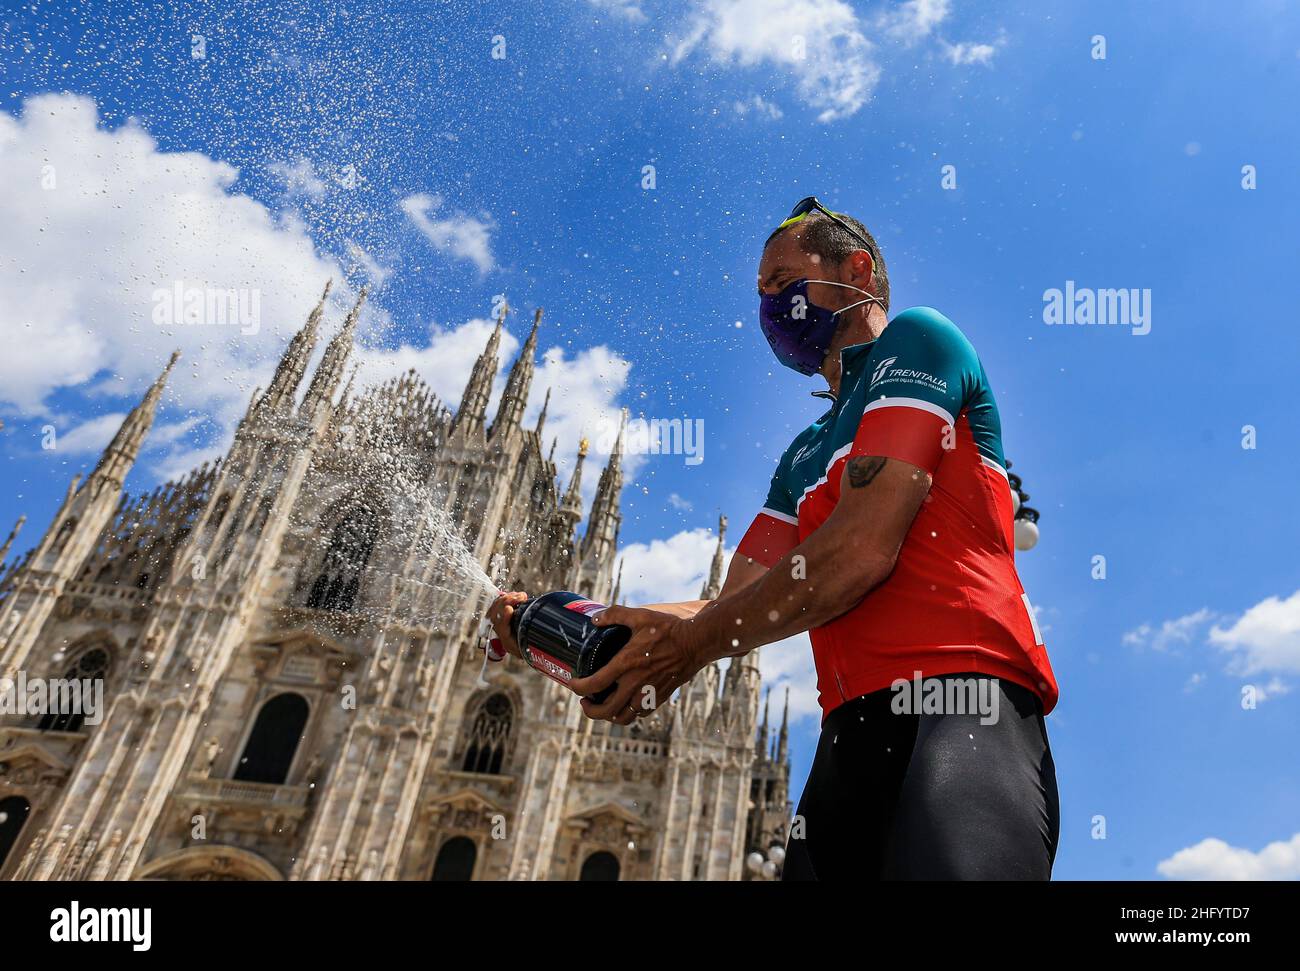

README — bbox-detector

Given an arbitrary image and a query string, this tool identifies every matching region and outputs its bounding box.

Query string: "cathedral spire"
[580,409,625,563]
[0,352,177,680]
[261,279,331,411]
[535,386,552,441]
[454,302,507,437]
[757,687,770,751]
[301,287,365,421]
[610,558,623,606]
[90,350,180,489]
[700,514,728,600]
[777,686,790,763]
[559,437,588,524]
[491,307,540,440]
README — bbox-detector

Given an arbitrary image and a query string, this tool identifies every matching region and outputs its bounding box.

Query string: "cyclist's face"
[757,229,873,312]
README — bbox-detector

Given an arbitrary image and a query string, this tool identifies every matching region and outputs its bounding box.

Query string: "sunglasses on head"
[776,196,878,264]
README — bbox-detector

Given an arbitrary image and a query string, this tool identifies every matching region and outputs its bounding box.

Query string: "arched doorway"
[579,850,620,881]
[233,693,310,784]
[430,836,477,881]
[0,796,32,871]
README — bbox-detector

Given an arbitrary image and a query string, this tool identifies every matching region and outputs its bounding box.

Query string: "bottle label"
[563,598,606,617]
[524,645,573,686]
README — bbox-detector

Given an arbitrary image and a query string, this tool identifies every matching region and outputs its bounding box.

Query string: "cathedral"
[0,283,791,881]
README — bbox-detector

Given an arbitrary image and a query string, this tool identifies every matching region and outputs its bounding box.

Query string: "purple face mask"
[758,279,880,376]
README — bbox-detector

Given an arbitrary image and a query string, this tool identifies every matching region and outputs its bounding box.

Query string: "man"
[488,198,1060,880]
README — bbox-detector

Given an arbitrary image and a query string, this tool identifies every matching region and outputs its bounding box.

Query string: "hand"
[486,591,529,660]
[569,605,708,725]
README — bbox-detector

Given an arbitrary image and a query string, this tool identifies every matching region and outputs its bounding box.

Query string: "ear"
[847,250,875,291]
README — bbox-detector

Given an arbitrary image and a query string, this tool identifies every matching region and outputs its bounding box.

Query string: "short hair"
[765,210,890,312]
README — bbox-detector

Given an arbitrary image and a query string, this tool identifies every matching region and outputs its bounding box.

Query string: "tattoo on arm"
[846,455,887,489]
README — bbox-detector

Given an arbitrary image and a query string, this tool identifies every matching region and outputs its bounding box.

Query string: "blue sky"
[2,0,1298,879]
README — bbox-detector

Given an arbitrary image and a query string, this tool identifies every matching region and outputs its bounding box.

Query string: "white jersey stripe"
[758,506,798,526]
[980,454,1009,480]
[861,395,956,428]
[796,442,853,510]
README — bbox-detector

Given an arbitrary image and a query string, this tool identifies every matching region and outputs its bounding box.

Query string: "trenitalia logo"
[870,356,898,386]
[870,360,949,394]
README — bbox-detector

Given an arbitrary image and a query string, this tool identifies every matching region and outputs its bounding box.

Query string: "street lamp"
[1006,462,1040,552]
[745,844,786,880]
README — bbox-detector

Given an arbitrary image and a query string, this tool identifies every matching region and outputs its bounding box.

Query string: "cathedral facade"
[0,284,790,881]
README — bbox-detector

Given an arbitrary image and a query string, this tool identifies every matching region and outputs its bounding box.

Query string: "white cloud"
[941,40,998,66]
[668,0,881,123]
[54,412,127,455]
[756,632,820,723]
[1209,589,1300,677]
[353,316,518,412]
[50,410,206,463]
[1125,591,1300,695]
[732,94,784,119]
[616,526,723,606]
[881,0,951,43]
[0,93,355,435]
[345,239,393,289]
[535,343,644,497]
[351,316,638,508]
[269,157,328,200]
[878,3,1000,65]
[400,192,495,275]
[654,0,999,120]
[614,526,821,722]
[1252,677,1291,702]
[588,0,648,21]
[0,93,633,507]
[1122,607,1215,653]
[1157,833,1300,880]
[667,493,693,511]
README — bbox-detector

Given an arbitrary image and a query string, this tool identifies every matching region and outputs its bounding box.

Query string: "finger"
[580,677,640,722]
[489,591,529,628]
[598,695,641,727]
[632,677,671,718]
[493,591,528,614]
[614,705,639,727]
[590,604,648,628]
[568,627,660,696]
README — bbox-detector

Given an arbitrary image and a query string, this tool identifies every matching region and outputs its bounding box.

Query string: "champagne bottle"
[509,591,632,704]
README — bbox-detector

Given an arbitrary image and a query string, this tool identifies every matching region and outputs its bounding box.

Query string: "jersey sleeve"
[735,450,801,569]
[851,307,979,475]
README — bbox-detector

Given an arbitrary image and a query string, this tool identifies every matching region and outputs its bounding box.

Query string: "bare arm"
[629,551,769,619]
[572,454,933,722]
[688,456,931,662]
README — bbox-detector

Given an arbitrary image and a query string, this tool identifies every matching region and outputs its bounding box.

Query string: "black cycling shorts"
[782,672,1059,880]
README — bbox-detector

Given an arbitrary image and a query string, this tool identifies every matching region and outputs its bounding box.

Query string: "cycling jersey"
[736,306,1059,718]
